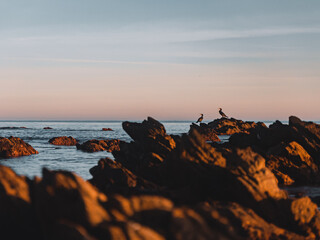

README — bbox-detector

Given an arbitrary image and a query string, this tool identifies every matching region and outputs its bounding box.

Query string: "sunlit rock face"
[49,136,78,146]
[208,117,267,135]
[229,116,320,186]
[0,137,38,158]
[189,123,221,142]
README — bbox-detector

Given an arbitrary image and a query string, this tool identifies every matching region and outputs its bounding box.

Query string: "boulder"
[289,116,320,161]
[0,166,40,239]
[49,136,78,146]
[266,141,319,185]
[76,139,121,153]
[34,168,110,238]
[229,117,320,185]
[0,137,38,158]
[208,118,267,135]
[89,157,158,194]
[189,123,221,142]
[113,117,176,183]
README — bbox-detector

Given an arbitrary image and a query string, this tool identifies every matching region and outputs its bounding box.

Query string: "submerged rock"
[76,139,121,152]
[49,136,78,146]
[0,127,28,130]
[102,128,113,131]
[0,137,38,158]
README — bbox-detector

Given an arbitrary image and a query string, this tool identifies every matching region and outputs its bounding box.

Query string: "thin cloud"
[10,57,186,66]
[5,26,320,44]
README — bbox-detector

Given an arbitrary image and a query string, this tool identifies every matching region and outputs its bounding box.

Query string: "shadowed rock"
[34,168,110,238]
[113,117,176,183]
[0,137,38,158]
[89,157,158,194]
[0,166,40,239]
[189,123,221,142]
[266,141,319,185]
[76,139,121,153]
[289,116,320,161]
[49,136,78,146]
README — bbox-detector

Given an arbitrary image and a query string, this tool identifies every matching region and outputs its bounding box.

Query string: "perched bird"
[196,114,204,123]
[219,108,228,118]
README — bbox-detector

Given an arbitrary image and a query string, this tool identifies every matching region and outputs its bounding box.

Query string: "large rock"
[208,118,267,135]
[0,166,40,239]
[189,123,221,142]
[49,136,78,146]
[0,137,38,158]
[76,139,121,152]
[122,117,176,156]
[289,116,320,161]
[266,141,319,185]
[113,117,176,183]
[229,116,320,186]
[89,157,158,194]
[34,169,110,238]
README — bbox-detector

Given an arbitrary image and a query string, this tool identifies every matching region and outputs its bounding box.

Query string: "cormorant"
[219,108,228,118]
[196,114,203,123]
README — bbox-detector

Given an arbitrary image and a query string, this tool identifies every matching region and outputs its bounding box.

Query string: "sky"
[0,0,320,121]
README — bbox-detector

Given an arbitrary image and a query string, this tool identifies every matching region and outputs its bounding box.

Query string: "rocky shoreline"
[1,116,320,239]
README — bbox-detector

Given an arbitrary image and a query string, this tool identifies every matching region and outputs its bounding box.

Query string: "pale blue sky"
[0,1,320,120]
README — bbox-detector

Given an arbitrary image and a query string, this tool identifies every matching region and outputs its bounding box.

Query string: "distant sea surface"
[0,120,318,180]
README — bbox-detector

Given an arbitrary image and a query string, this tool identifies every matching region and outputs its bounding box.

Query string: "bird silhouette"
[219,108,228,118]
[196,114,204,123]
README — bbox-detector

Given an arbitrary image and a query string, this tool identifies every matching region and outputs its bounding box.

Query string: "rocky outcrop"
[49,136,78,146]
[229,116,320,186]
[208,118,267,135]
[102,128,113,131]
[0,166,40,239]
[2,161,320,239]
[76,139,121,152]
[2,116,320,239]
[113,117,176,183]
[89,157,158,194]
[189,123,220,142]
[0,137,38,158]
[103,117,320,238]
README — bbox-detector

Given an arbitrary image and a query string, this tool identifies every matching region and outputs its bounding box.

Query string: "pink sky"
[1,61,319,121]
